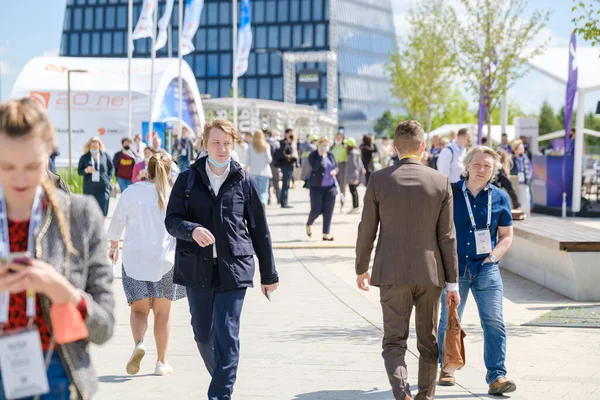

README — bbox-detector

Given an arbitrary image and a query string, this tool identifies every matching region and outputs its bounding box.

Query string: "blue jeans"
[179,158,190,171]
[253,175,270,206]
[186,286,247,400]
[117,177,133,193]
[438,264,507,385]
[0,352,71,400]
[280,167,293,207]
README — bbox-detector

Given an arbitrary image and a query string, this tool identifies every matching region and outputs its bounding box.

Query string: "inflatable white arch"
[10,56,204,165]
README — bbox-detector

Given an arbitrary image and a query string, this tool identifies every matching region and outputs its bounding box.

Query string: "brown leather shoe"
[488,377,517,395]
[438,369,455,386]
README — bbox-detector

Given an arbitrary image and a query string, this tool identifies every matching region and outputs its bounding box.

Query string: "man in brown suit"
[355,120,460,400]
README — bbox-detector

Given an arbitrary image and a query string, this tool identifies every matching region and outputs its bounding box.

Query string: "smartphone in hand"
[0,252,30,264]
[263,288,271,302]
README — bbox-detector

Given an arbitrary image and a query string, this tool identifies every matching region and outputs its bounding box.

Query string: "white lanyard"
[0,185,44,324]
[91,155,99,170]
[462,182,492,230]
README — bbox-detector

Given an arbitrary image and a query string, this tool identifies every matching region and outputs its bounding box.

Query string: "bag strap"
[242,173,256,229]
[184,168,195,213]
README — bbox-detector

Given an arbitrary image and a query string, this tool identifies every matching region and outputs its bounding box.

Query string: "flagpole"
[178,0,183,139]
[149,1,158,145]
[232,0,238,132]
[127,0,133,139]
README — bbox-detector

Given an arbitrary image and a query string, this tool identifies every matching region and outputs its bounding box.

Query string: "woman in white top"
[245,129,273,205]
[107,152,185,377]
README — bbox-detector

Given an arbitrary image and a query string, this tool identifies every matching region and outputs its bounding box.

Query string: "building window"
[220,28,231,51]
[70,33,80,55]
[324,0,329,20]
[247,53,256,75]
[81,32,90,55]
[313,0,323,20]
[246,78,257,98]
[220,53,231,76]
[254,1,265,24]
[95,7,104,29]
[207,3,218,25]
[297,87,307,101]
[220,79,231,97]
[63,8,72,30]
[301,0,311,22]
[270,53,281,74]
[280,25,291,48]
[76,0,85,4]
[102,32,112,55]
[219,2,231,24]
[207,28,218,51]
[208,80,219,98]
[272,77,283,100]
[195,54,206,77]
[303,24,313,47]
[238,79,245,97]
[292,25,302,47]
[89,0,97,4]
[196,28,206,51]
[290,0,300,21]
[309,88,318,100]
[207,54,219,77]
[315,23,325,47]
[117,6,127,29]
[73,8,83,30]
[84,8,94,30]
[106,6,116,29]
[278,0,289,22]
[92,32,100,55]
[268,26,278,48]
[61,34,69,55]
[198,80,206,94]
[257,53,269,75]
[255,26,267,49]
[114,31,124,53]
[266,0,276,22]
[259,78,270,99]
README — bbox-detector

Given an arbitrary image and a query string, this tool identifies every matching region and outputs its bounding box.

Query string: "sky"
[0,0,598,117]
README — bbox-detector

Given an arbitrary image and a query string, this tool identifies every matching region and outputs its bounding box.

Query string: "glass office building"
[61,0,398,133]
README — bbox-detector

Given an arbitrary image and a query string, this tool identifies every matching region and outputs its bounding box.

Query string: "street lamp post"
[67,69,88,178]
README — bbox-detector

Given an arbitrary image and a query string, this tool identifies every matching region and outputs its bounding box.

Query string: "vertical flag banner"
[234,0,253,78]
[132,0,156,40]
[477,84,485,145]
[564,31,578,153]
[180,0,205,56]
[155,0,175,51]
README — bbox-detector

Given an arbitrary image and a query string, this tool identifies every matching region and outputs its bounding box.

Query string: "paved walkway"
[94,185,600,399]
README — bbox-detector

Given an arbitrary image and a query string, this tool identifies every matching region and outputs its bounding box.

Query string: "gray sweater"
[35,191,115,399]
[345,148,363,183]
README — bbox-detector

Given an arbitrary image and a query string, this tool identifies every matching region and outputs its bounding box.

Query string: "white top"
[106,182,175,282]
[133,142,146,160]
[245,145,273,178]
[206,161,231,258]
[234,142,248,166]
[437,140,467,183]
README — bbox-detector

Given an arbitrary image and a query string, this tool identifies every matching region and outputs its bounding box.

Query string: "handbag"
[50,302,89,344]
[442,301,466,373]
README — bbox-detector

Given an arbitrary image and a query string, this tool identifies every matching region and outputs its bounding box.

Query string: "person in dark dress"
[78,136,114,217]
[360,134,379,185]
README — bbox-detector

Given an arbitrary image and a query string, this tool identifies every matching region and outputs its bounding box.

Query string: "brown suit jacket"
[355,158,458,287]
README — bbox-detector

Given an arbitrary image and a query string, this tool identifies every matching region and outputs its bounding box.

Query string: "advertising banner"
[298,68,322,90]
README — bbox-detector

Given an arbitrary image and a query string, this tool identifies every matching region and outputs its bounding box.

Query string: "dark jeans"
[307,185,336,234]
[0,352,71,400]
[365,171,372,186]
[269,165,280,204]
[187,286,247,400]
[349,184,359,208]
[280,166,293,207]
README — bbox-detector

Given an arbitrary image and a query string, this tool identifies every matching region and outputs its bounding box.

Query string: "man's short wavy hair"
[462,146,503,181]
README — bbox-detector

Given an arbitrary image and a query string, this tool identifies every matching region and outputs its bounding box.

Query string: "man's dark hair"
[121,137,131,145]
[482,137,488,145]
[501,133,507,138]
[394,120,424,154]
[570,128,576,133]
[457,128,470,138]
[284,128,294,135]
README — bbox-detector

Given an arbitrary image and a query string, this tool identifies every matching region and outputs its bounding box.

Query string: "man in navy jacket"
[165,119,279,400]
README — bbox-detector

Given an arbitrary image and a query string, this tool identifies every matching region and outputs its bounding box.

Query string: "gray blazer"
[355,158,458,287]
[345,148,363,184]
[35,190,115,399]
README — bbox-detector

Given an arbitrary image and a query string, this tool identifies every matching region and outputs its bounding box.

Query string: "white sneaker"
[126,342,146,375]
[154,361,174,376]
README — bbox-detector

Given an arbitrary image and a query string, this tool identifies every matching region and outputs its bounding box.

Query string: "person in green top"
[331,130,348,212]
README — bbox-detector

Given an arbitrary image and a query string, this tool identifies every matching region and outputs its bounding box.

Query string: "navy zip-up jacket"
[165,156,279,290]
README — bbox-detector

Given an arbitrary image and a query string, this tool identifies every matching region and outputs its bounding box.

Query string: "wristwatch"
[489,254,498,263]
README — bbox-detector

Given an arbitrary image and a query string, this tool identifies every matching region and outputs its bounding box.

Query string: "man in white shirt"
[437,128,471,183]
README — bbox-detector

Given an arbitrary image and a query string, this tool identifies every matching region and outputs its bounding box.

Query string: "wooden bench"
[502,216,600,301]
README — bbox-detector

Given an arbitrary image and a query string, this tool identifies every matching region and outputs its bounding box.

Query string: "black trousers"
[349,184,359,208]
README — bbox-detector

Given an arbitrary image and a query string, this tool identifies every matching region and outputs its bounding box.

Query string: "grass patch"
[57,168,83,194]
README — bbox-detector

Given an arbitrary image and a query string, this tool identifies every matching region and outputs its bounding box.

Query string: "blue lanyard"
[462,182,492,230]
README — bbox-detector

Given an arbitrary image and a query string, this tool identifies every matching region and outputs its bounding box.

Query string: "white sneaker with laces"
[126,342,146,375]
[155,361,174,376]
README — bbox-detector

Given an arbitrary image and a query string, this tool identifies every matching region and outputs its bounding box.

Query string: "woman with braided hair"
[0,98,115,399]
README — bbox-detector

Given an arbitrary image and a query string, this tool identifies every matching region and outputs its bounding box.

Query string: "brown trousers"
[380,284,443,400]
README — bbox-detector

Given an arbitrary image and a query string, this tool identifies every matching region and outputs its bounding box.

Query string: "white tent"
[428,124,515,143]
[10,56,204,165]
[526,47,600,213]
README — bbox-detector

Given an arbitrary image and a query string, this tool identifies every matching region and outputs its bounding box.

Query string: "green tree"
[538,101,562,135]
[388,0,457,140]
[430,87,478,130]
[490,100,526,125]
[573,0,600,47]
[455,0,550,143]
[374,110,396,138]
